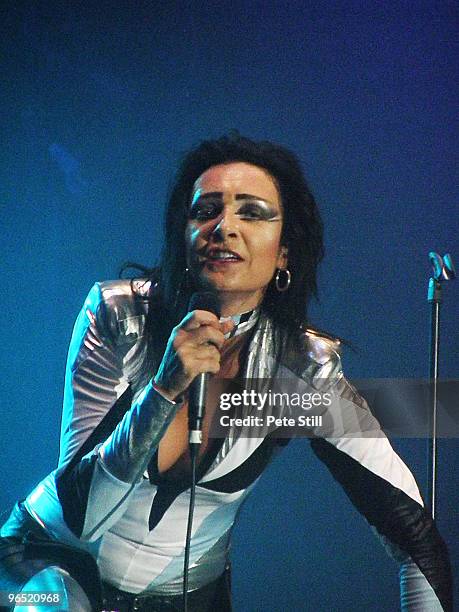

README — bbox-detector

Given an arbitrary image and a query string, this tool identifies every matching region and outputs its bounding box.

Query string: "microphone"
[187,291,221,445]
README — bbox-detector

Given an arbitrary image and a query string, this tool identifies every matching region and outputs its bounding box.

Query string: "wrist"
[152,379,183,404]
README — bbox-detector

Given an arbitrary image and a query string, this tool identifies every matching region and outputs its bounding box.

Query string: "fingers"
[220,319,235,336]
[154,309,236,398]
[176,343,222,375]
[182,309,221,330]
[177,310,234,349]
[191,326,226,348]
[189,353,222,376]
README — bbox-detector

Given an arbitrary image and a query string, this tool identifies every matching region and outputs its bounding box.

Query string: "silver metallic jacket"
[1,280,452,609]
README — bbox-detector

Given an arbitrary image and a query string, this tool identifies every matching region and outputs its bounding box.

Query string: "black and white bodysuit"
[1,280,452,610]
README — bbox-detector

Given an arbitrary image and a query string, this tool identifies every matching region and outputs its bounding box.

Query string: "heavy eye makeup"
[189,197,281,222]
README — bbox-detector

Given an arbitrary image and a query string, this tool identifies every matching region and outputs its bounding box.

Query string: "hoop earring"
[275,268,291,292]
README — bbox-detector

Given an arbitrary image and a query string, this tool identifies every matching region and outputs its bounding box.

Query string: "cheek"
[185,224,202,252]
[186,220,216,246]
[251,229,283,263]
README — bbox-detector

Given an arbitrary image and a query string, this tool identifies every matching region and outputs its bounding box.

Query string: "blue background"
[1,2,458,610]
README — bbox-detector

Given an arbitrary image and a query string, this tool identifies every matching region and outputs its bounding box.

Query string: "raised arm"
[54,280,232,543]
[54,281,181,542]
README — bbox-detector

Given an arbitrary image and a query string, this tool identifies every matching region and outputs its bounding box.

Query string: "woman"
[0,134,452,611]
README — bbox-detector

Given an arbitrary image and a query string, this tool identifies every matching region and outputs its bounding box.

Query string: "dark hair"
[129,133,325,369]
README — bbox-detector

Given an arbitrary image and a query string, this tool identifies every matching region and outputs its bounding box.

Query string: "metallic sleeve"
[99,380,180,484]
[303,335,452,611]
[77,382,181,541]
[54,281,181,542]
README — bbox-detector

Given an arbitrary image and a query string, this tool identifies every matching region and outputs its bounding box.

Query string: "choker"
[220,308,260,339]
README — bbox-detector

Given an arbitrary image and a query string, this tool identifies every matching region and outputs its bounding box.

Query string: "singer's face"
[186,162,288,315]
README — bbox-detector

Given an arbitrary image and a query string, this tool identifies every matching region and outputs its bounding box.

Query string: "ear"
[276,245,288,269]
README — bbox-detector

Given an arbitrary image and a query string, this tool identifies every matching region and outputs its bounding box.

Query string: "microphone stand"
[426,252,455,519]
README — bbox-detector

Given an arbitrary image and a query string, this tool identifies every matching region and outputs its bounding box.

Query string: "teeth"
[209,252,238,260]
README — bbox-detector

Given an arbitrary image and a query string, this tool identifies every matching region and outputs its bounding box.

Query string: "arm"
[303,334,453,611]
[54,281,181,542]
[54,281,231,543]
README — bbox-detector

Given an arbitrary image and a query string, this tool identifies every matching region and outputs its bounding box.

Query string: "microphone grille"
[187,291,221,318]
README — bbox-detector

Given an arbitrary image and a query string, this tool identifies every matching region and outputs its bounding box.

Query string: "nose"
[210,208,239,240]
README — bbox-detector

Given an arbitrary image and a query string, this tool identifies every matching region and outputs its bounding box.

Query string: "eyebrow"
[192,192,277,206]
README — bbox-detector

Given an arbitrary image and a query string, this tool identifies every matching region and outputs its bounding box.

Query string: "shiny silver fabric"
[14,567,92,612]
[100,380,182,483]
[3,279,440,606]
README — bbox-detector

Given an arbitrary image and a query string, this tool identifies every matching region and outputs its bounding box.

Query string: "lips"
[205,248,243,261]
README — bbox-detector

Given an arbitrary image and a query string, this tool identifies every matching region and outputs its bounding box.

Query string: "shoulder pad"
[303,328,341,366]
[91,279,151,342]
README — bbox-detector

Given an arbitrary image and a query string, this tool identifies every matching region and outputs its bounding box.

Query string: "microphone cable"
[182,442,199,612]
[182,291,220,612]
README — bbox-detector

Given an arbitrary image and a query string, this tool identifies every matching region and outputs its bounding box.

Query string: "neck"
[220,306,260,339]
[216,291,263,317]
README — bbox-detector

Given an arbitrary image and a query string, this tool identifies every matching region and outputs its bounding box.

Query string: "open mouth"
[205,248,243,262]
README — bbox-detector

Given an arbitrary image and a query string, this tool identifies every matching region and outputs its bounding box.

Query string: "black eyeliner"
[237,202,281,220]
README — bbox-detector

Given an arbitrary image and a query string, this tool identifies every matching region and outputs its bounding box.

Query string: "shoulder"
[83,279,152,341]
[97,278,151,301]
[86,278,151,309]
[295,327,343,388]
[302,328,341,365]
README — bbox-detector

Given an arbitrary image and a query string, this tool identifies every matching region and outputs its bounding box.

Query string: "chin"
[199,276,241,293]
[195,270,264,300]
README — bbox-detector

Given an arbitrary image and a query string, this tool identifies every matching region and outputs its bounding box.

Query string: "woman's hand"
[153,310,234,401]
